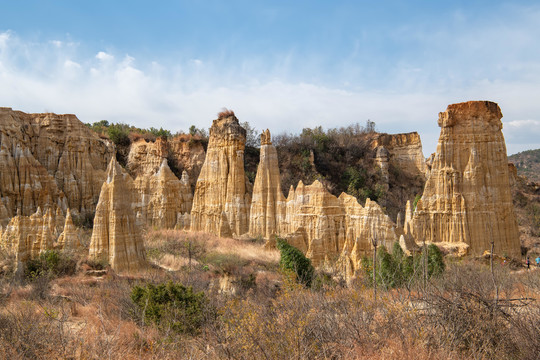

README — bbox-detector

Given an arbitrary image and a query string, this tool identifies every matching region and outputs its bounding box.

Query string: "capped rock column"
[249,129,286,239]
[411,101,520,257]
[190,113,251,236]
[89,158,146,273]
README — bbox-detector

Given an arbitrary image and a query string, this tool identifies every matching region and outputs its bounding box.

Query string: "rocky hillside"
[509,149,540,183]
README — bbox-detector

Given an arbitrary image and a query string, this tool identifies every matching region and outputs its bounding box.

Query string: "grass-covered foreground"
[0,230,539,359]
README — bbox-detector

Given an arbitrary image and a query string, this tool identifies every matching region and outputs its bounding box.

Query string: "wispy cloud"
[0,3,539,158]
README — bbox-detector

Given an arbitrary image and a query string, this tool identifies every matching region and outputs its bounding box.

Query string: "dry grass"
[0,237,539,359]
[217,108,235,119]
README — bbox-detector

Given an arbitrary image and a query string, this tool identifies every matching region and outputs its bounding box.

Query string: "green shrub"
[361,242,445,289]
[276,238,314,287]
[25,250,76,279]
[107,124,130,146]
[131,281,207,335]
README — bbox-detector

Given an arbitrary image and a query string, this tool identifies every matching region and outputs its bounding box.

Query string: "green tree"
[107,123,130,146]
[276,238,314,287]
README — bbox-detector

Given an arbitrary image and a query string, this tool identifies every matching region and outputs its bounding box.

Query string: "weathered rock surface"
[0,108,114,225]
[337,194,398,278]
[126,135,206,191]
[134,159,192,229]
[57,210,81,252]
[249,130,287,239]
[89,158,146,273]
[191,115,252,237]
[0,206,65,262]
[372,132,426,177]
[411,101,520,257]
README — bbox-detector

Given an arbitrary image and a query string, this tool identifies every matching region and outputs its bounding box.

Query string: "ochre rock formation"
[191,114,252,237]
[372,132,426,177]
[411,101,520,257]
[88,158,146,273]
[0,108,114,225]
[134,160,192,229]
[126,135,206,191]
[249,130,287,239]
[0,206,65,263]
[127,137,169,178]
[283,180,346,266]
[57,210,81,252]
[337,194,398,277]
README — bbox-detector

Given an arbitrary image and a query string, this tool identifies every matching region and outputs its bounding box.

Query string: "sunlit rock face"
[89,158,146,273]
[411,101,520,257]
[191,115,252,237]
[372,132,426,177]
[0,108,114,225]
[249,130,287,239]
[134,159,193,229]
[0,206,66,263]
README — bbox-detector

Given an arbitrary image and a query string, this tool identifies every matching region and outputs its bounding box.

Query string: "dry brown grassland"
[0,230,539,359]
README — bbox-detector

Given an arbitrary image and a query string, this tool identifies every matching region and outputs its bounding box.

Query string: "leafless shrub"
[217,108,235,119]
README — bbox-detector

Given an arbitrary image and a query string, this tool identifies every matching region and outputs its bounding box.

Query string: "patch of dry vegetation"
[0,237,539,359]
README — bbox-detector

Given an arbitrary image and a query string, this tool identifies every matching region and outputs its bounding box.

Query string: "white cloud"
[0,24,538,156]
[0,31,10,49]
[96,51,114,61]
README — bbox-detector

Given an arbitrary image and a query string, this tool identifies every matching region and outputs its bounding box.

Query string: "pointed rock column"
[249,129,287,239]
[190,113,251,236]
[89,158,146,273]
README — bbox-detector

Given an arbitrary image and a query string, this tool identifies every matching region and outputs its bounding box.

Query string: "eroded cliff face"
[126,135,205,191]
[0,108,114,225]
[411,101,520,257]
[127,138,194,229]
[249,130,287,239]
[88,158,146,273]
[134,160,192,229]
[372,132,426,177]
[0,206,77,263]
[191,115,252,237]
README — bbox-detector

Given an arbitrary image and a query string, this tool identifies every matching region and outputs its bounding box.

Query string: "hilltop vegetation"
[509,149,540,183]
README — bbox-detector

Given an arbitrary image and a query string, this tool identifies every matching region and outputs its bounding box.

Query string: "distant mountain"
[509,149,540,183]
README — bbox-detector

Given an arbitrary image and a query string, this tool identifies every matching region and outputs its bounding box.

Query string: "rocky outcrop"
[191,114,252,237]
[126,135,206,191]
[249,130,287,239]
[0,206,65,263]
[127,137,169,178]
[411,101,520,257]
[57,210,81,252]
[282,180,345,266]
[372,132,426,177]
[134,159,192,229]
[337,194,398,277]
[88,158,146,273]
[0,108,114,225]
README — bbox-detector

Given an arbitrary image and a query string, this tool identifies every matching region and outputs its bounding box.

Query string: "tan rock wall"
[0,108,113,225]
[191,115,251,236]
[411,101,520,257]
[372,132,426,176]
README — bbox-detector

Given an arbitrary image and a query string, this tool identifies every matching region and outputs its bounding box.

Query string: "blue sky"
[1,1,539,155]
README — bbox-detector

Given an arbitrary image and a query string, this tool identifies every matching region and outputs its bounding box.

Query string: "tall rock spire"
[190,111,251,236]
[89,157,146,272]
[411,101,520,256]
[249,129,286,239]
